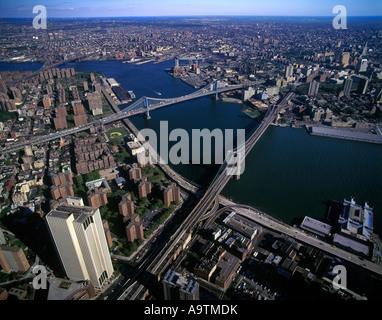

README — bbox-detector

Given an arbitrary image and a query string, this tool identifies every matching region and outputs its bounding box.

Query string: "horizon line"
[1,14,382,19]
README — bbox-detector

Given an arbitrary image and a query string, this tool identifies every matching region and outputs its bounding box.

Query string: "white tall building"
[45,204,114,289]
[356,59,368,73]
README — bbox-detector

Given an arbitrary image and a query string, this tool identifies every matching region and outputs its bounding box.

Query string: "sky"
[0,0,381,18]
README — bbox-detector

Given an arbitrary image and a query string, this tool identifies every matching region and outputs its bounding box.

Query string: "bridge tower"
[233,151,243,180]
[144,97,151,119]
[213,79,219,100]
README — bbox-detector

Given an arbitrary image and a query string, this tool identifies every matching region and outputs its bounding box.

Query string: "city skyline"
[0,5,382,302]
[0,0,381,18]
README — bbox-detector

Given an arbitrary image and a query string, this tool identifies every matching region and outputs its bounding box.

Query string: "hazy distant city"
[0,1,381,308]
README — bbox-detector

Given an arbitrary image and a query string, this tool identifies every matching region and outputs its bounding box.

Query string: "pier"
[306,125,382,145]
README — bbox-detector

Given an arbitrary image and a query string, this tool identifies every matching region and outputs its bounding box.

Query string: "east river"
[1,60,381,237]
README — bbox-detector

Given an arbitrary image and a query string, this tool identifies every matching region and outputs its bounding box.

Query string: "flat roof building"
[107,78,119,87]
[300,216,332,238]
[225,213,260,240]
[339,198,374,240]
[45,204,114,289]
[47,277,96,300]
[162,269,199,300]
[0,245,30,273]
[333,233,370,257]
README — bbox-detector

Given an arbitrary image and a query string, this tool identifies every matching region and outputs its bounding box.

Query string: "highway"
[116,91,294,300]
[210,200,382,277]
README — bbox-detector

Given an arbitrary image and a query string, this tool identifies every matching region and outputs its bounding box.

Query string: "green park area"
[243,106,261,119]
[107,127,128,139]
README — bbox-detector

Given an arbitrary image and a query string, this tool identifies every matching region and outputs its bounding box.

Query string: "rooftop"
[47,204,96,223]
[333,233,370,256]
[301,216,332,237]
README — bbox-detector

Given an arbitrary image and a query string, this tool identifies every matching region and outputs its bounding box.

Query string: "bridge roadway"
[2,83,245,155]
[117,92,294,300]
[146,93,293,274]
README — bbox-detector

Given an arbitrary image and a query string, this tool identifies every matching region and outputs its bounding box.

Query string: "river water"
[1,60,381,236]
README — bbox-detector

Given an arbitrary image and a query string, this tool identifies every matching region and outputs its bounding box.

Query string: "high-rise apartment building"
[308,81,320,97]
[103,220,113,249]
[118,193,135,217]
[86,92,103,116]
[42,95,51,109]
[53,117,68,130]
[137,151,153,168]
[45,204,114,289]
[285,64,293,78]
[125,214,144,242]
[342,77,353,97]
[138,179,151,199]
[55,106,68,117]
[163,183,181,207]
[129,163,142,181]
[87,189,108,208]
[51,170,73,187]
[51,184,74,200]
[74,114,88,127]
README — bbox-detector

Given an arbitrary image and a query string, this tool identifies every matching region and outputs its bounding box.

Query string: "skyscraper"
[356,59,368,73]
[357,77,369,95]
[308,81,320,97]
[361,42,368,57]
[342,77,353,97]
[45,204,114,289]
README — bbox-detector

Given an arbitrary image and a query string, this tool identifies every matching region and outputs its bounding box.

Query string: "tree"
[85,171,100,182]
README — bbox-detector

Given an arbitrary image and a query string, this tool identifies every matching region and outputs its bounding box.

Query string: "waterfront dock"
[306,125,382,145]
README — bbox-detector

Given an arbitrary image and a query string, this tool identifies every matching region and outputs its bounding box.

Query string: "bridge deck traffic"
[2,83,246,154]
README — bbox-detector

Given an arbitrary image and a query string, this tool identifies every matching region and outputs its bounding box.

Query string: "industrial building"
[300,216,332,239]
[339,198,374,241]
[111,86,132,104]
